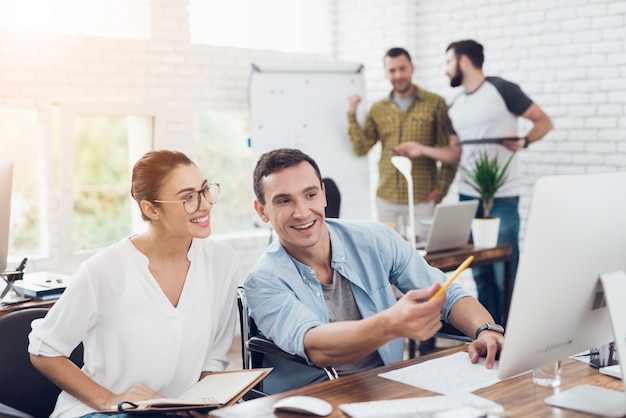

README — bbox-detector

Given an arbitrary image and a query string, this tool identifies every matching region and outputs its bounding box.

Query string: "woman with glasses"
[28,150,239,418]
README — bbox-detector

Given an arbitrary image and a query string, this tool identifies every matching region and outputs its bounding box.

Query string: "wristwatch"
[523,136,530,148]
[475,322,505,339]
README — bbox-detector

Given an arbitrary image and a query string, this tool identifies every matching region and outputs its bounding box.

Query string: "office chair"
[0,308,84,418]
[237,287,337,395]
[322,178,341,219]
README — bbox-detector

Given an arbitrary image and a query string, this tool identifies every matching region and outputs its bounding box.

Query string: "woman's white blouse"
[28,237,239,418]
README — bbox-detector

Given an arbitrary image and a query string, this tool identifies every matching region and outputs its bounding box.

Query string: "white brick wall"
[1,0,333,277]
[1,0,624,275]
[336,0,626,241]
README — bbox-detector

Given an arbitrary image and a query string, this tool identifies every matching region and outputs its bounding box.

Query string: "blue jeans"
[460,194,520,324]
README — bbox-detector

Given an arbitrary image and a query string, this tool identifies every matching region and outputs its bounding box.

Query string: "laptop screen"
[423,201,478,253]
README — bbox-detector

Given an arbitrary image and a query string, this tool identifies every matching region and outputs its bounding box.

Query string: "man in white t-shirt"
[445,39,553,323]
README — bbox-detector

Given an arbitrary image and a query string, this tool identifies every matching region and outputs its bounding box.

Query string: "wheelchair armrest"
[241,388,268,401]
[246,336,310,366]
[434,322,473,343]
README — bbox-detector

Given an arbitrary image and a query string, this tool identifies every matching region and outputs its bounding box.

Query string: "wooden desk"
[425,243,513,326]
[211,345,624,418]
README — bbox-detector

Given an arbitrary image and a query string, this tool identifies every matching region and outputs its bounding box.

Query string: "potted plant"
[462,150,514,247]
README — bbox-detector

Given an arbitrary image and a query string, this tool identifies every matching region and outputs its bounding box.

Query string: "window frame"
[57,102,163,267]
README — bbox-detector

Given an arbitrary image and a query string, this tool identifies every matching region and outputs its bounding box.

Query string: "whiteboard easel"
[248,62,370,221]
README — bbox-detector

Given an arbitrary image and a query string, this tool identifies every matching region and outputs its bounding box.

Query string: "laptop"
[416,200,479,253]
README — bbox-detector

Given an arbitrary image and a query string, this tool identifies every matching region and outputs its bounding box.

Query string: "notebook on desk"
[416,201,479,253]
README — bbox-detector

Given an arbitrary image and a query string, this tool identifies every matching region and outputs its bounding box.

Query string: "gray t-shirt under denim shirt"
[321,269,384,375]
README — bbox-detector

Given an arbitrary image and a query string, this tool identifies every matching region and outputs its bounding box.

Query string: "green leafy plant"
[462,151,514,218]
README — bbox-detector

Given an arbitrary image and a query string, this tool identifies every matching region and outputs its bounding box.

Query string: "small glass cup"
[533,360,562,387]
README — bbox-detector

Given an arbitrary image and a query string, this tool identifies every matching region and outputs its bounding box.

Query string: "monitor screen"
[0,159,12,273]
[498,171,626,415]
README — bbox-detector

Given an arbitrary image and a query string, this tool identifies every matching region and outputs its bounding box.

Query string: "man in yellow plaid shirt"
[348,47,459,241]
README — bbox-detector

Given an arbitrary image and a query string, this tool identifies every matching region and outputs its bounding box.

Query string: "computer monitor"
[498,171,626,416]
[0,159,13,273]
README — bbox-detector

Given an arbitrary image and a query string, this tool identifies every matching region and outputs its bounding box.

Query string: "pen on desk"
[16,257,28,272]
[429,255,474,301]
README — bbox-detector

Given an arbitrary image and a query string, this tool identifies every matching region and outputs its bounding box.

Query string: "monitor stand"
[544,270,626,417]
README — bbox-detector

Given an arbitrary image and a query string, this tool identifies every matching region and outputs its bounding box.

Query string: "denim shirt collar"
[267,221,366,290]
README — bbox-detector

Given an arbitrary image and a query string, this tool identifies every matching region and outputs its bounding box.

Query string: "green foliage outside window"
[72,116,131,250]
[195,112,256,235]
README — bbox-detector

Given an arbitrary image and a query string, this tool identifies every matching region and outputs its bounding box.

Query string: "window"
[1,105,157,268]
[54,103,158,266]
[195,111,256,235]
[0,0,151,40]
[0,109,47,260]
[189,0,332,54]
[72,116,133,250]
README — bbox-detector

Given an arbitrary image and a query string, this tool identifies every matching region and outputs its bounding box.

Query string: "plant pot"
[471,217,500,248]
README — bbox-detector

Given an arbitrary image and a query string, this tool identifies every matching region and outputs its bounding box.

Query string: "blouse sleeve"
[28,262,98,358]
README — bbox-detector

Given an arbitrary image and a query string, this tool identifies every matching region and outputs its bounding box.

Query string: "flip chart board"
[248,62,371,220]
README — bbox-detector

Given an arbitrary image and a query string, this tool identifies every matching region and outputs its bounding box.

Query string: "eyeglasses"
[153,183,220,214]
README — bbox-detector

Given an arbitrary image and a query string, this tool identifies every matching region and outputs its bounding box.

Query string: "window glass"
[195,111,255,235]
[0,105,154,266]
[72,116,132,251]
[189,0,332,54]
[0,109,46,260]
[0,0,151,40]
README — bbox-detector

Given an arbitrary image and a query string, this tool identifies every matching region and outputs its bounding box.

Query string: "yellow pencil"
[429,255,474,301]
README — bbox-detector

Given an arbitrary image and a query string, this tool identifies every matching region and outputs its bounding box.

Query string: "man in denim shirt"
[244,148,503,394]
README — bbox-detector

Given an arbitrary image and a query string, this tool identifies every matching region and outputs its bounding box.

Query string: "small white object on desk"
[273,396,333,416]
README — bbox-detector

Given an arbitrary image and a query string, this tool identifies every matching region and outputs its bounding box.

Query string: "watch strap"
[475,322,504,339]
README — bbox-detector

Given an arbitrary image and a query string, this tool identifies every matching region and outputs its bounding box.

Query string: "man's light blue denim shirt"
[244,219,471,366]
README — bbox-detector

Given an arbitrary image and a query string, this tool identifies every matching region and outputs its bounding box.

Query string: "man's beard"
[450,63,463,87]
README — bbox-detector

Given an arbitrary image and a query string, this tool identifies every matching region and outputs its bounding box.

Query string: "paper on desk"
[571,350,592,364]
[378,351,501,395]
